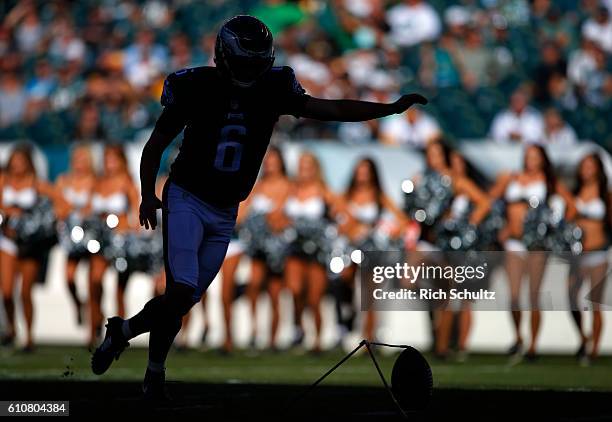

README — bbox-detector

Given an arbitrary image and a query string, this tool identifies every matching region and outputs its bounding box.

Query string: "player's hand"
[392,93,428,114]
[139,195,162,230]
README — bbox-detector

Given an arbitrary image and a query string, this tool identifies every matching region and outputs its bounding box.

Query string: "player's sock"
[145,283,195,377]
[147,359,165,373]
[148,314,183,368]
[124,295,165,340]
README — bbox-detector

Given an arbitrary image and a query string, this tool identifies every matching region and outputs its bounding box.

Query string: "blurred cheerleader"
[568,153,610,364]
[404,141,454,250]
[404,141,491,355]
[242,147,291,351]
[85,145,140,347]
[440,151,492,242]
[490,144,575,360]
[334,158,407,343]
[284,152,339,352]
[402,141,454,353]
[0,144,67,350]
[434,150,491,360]
[409,142,491,246]
[55,145,97,325]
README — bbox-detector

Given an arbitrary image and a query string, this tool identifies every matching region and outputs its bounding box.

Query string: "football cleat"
[91,317,130,375]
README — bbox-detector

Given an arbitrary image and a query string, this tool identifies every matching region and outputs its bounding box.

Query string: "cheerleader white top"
[91,192,129,215]
[348,201,379,225]
[504,180,547,204]
[250,193,275,214]
[63,187,90,209]
[2,186,37,209]
[285,196,325,220]
[576,197,606,220]
[0,186,37,255]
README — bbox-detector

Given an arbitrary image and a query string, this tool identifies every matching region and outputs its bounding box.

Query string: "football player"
[91,15,427,399]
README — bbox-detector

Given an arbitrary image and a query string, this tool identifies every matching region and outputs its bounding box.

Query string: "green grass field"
[1,346,611,391]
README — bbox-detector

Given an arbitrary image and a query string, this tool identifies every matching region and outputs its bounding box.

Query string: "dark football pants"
[127,181,237,366]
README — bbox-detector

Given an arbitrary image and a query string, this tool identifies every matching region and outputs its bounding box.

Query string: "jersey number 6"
[214,125,245,172]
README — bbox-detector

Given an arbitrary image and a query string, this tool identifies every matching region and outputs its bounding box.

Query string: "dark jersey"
[157,66,309,207]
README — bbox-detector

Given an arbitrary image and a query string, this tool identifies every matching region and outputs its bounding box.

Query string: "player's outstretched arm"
[300,93,427,122]
[139,109,183,229]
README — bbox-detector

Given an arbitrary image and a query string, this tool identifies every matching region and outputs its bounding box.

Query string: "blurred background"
[0,0,610,152]
[0,0,611,360]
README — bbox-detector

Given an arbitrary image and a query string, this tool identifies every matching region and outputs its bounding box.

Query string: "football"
[391,346,434,412]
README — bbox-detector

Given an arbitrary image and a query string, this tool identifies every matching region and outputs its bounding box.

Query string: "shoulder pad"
[161,67,214,106]
[271,66,305,95]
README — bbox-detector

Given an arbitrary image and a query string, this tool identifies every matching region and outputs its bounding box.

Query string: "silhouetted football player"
[91,15,427,399]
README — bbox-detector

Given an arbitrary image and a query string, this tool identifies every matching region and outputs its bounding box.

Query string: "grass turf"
[1,345,611,391]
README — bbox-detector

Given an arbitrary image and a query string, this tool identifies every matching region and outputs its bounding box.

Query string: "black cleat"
[142,369,170,402]
[91,317,130,375]
[507,341,522,356]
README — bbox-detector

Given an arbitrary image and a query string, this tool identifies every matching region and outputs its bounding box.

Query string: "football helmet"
[214,15,275,88]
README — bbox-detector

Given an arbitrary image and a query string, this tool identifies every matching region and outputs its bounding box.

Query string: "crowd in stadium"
[0,0,610,147]
[0,1,611,362]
